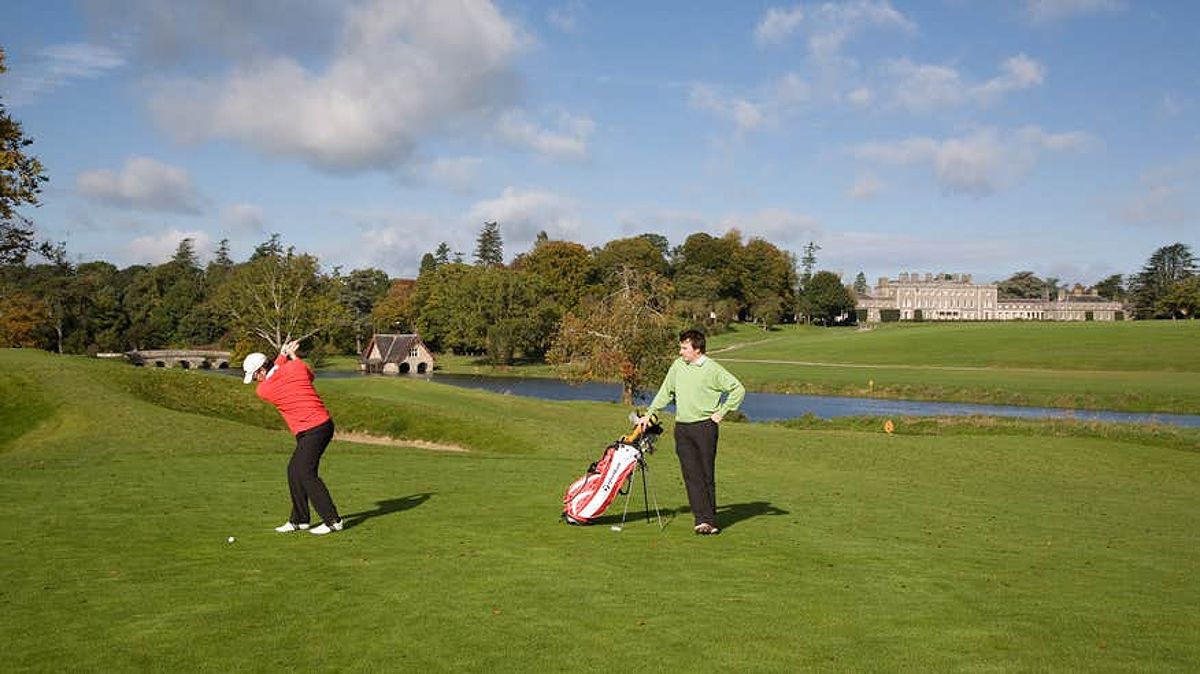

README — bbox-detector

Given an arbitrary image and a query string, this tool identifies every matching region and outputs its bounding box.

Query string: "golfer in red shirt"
[243,340,344,536]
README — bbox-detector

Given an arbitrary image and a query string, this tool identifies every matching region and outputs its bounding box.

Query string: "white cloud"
[347,212,453,277]
[689,72,810,137]
[494,109,594,161]
[76,156,204,214]
[848,172,885,200]
[126,229,214,265]
[805,1,916,59]
[851,126,1090,196]
[466,187,583,251]
[1118,159,1200,227]
[5,42,125,106]
[220,203,265,234]
[885,54,1045,112]
[148,0,531,171]
[755,6,806,46]
[886,59,964,111]
[1025,0,1125,25]
[970,54,1046,103]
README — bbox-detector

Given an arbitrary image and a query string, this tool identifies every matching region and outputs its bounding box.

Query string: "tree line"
[0,223,851,403]
[991,243,1198,319]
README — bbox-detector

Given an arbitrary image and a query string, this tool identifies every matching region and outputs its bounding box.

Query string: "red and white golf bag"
[562,444,641,524]
[562,414,662,526]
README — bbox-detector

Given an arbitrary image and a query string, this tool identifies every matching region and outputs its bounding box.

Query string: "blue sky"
[2,0,1197,286]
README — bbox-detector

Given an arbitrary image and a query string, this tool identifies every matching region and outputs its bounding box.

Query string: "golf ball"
[227,536,236,543]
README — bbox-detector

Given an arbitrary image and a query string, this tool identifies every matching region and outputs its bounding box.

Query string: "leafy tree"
[638,233,670,259]
[1,47,59,265]
[548,267,676,405]
[676,230,739,316]
[799,271,856,326]
[1093,273,1124,301]
[1156,276,1200,319]
[474,221,503,267]
[410,262,475,353]
[593,236,669,282]
[736,237,795,328]
[1130,243,1197,318]
[853,272,869,295]
[511,239,593,313]
[340,267,391,352]
[997,271,1049,299]
[213,247,350,352]
[474,267,557,364]
[0,289,47,346]
[371,278,417,333]
[250,233,284,260]
[418,252,437,276]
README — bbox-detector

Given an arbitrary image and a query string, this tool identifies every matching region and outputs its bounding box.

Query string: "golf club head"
[610,525,623,532]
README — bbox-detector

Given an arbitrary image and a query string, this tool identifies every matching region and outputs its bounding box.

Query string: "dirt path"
[335,431,469,452]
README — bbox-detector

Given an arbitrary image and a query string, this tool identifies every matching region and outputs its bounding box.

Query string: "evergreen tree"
[474,221,503,267]
[1093,273,1124,301]
[1130,243,1197,318]
[799,241,821,289]
[434,242,451,265]
[853,272,869,295]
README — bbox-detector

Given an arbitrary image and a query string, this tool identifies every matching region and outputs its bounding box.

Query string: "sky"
[1,0,1197,286]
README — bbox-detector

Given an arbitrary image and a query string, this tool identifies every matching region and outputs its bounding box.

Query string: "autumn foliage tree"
[548,267,676,406]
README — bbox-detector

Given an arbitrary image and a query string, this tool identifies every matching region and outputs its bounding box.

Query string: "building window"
[409,346,419,357]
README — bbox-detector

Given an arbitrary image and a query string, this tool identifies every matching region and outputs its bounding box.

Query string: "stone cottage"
[359,334,435,375]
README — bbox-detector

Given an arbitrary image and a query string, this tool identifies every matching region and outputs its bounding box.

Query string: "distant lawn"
[713,320,1200,372]
[2,350,1199,671]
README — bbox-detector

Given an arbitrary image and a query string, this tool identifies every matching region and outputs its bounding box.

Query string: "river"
[342,372,1200,428]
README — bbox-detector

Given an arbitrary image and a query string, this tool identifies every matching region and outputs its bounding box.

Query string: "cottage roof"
[362,334,426,364]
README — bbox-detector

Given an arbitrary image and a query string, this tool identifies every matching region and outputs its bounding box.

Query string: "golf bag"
[562,414,662,525]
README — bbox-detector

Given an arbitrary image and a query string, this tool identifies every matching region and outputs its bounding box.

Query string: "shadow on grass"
[342,492,433,529]
[567,499,789,532]
[715,501,789,531]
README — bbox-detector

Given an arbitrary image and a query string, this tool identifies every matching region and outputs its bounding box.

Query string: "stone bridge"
[125,350,232,370]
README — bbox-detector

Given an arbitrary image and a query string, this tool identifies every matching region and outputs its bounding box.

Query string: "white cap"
[242,352,268,384]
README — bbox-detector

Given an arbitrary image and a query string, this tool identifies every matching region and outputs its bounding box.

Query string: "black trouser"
[675,419,719,527]
[288,419,340,526]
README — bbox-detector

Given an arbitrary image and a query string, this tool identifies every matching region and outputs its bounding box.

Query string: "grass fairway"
[2,350,1199,671]
[706,321,1200,413]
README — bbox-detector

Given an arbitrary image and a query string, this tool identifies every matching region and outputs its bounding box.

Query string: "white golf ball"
[227,536,236,543]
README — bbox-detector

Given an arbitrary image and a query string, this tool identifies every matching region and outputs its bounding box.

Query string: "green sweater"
[647,356,746,423]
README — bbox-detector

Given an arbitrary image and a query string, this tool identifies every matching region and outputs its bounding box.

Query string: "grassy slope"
[2,350,1198,671]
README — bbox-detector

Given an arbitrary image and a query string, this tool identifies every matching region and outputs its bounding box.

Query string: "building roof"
[361,334,430,364]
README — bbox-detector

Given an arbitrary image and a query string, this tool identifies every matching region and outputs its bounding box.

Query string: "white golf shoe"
[308,519,345,536]
[274,521,311,533]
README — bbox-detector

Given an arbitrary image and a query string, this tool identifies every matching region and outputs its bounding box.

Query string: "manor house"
[856,272,1124,322]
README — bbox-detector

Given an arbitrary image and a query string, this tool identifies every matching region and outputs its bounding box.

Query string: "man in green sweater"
[637,329,745,535]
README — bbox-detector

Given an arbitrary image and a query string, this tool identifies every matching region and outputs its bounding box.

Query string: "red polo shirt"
[255,354,331,435]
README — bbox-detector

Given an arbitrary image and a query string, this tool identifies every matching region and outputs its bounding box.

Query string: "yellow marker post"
[884,419,894,435]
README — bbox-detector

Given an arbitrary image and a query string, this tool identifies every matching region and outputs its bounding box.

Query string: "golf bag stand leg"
[637,453,666,530]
